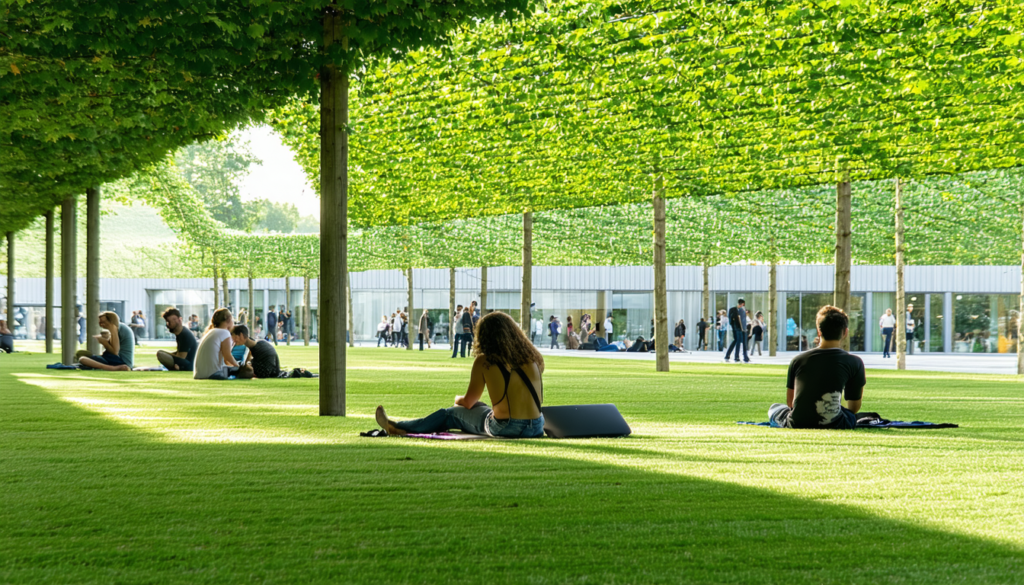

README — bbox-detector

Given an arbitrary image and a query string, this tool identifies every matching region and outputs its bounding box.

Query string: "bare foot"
[375,406,403,435]
[114,365,131,372]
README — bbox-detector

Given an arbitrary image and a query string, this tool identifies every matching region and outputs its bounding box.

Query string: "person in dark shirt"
[266,306,278,345]
[157,307,198,371]
[231,324,281,379]
[696,317,708,350]
[769,305,865,429]
[454,306,474,358]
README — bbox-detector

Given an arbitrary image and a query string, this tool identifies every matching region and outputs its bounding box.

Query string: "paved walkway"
[524,346,1020,375]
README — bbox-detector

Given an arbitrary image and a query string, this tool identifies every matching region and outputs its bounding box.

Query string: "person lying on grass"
[376,311,545,438]
[156,307,198,372]
[194,308,252,380]
[230,324,281,379]
[79,311,134,372]
[769,305,865,429]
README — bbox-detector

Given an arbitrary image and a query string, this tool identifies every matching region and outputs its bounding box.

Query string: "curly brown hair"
[472,311,544,371]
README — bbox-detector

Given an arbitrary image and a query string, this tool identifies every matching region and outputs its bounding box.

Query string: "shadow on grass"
[2,373,1022,585]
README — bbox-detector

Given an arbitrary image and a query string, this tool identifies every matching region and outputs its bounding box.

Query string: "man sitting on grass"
[769,305,865,429]
[231,324,281,379]
[156,308,198,372]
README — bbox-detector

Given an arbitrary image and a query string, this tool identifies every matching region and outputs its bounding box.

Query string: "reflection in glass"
[954,294,1020,353]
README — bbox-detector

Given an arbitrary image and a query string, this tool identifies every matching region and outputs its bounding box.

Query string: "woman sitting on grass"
[79,311,134,371]
[194,308,244,380]
[376,311,545,438]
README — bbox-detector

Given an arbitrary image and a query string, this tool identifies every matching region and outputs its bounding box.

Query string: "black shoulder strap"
[493,362,512,407]
[513,366,542,410]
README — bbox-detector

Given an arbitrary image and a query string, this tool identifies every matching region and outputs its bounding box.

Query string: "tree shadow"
[3,376,1022,585]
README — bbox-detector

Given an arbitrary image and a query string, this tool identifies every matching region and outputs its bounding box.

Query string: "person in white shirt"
[603,315,614,343]
[391,312,402,348]
[878,308,896,358]
[194,308,241,380]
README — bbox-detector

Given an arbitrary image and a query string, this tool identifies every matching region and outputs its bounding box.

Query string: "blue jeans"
[394,404,545,438]
[769,403,857,429]
[451,333,461,357]
[882,327,893,357]
[725,327,748,361]
[717,329,727,350]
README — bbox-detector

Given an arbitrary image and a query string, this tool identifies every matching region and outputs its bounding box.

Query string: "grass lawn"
[2,346,1023,584]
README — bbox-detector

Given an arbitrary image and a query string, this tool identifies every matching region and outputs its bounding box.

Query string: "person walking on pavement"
[452,306,474,358]
[451,305,463,350]
[548,316,561,349]
[418,309,432,350]
[603,314,614,343]
[725,299,750,363]
[265,306,278,345]
[879,308,895,358]
[905,304,916,354]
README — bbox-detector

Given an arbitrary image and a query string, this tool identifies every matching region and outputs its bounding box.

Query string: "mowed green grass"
[2,346,1023,585]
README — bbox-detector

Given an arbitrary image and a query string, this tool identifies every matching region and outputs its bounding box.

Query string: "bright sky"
[235,125,320,220]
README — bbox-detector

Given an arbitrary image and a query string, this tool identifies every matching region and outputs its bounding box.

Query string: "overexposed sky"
[236,125,319,220]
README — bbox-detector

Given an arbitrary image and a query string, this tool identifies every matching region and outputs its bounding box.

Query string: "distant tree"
[255,200,300,234]
[174,137,262,231]
[295,215,320,234]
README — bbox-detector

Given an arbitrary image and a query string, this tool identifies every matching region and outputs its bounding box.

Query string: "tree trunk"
[702,261,709,350]
[834,176,852,351]
[653,177,669,372]
[319,9,348,416]
[6,231,14,342]
[222,272,230,313]
[1018,208,1023,375]
[480,265,488,315]
[895,178,907,370]
[61,196,77,365]
[86,187,101,355]
[304,274,311,347]
[284,275,291,346]
[248,272,255,331]
[449,267,456,348]
[769,260,778,357]
[521,212,533,332]
[45,210,54,354]
[213,262,220,310]
[406,267,415,351]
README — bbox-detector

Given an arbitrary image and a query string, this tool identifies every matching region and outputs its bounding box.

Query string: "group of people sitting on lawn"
[375,304,865,436]
[78,307,281,380]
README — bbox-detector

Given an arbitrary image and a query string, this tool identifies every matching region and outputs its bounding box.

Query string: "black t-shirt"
[175,327,199,364]
[250,339,281,377]
[786,348,866,428]
[460,312,474,334]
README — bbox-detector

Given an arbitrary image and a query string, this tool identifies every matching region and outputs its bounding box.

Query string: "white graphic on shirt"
[815,392,843,423]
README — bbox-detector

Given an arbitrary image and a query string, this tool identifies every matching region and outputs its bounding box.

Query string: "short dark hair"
[232,324,250,339]
[162,307,181,320]
[737,298,745,305]
[816,305,848,341]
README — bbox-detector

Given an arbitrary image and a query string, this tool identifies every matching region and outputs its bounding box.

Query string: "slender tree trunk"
[521,212,533,332]
[45,211,54,354]
[895,178,907,370]
[222,272,230,313]
[653,177,669,372]
[769,260,778,357]
[304,274,311,347]
[319,9,348,415]
[835,176,852,351]
[6,231,14,341]
[284,275,291,346]
[480,265,488,315]
[213,262,220,310]
[449,267,456,348]
[61,196,77,365]
[86,187,101,355]
[248,272,255,331]
[1018,208,1023,375]
[406,267,414,351]
[702,261,709,350]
